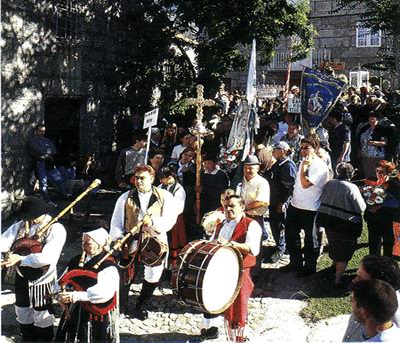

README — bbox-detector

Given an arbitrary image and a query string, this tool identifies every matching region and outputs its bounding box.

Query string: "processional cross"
[186,84,215,224]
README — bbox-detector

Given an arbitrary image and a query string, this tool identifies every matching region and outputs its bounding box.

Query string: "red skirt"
[168,214,187,269]
[224,267,254,342]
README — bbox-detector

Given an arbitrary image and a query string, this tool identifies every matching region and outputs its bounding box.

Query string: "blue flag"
[301,67,346,128]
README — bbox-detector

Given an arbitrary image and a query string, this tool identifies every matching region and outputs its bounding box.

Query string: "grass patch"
[300,225,369,322]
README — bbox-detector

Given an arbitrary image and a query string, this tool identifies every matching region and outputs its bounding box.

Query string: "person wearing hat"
[236,155,270,280]
[263,142,297,263]
[115,130,147,188]
[236,155,270,229]
[1,197,67,341]
[110,164,178,320]
[55,224,119,343]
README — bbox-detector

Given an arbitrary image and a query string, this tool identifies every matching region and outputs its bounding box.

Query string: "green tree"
[109,0,314,119]
[336,0,400,87]
[165,0,314,93]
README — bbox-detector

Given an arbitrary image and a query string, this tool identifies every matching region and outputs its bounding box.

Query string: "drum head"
[202,246,241,313]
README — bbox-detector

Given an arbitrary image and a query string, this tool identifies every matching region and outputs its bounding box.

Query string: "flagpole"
[284,37,293,104]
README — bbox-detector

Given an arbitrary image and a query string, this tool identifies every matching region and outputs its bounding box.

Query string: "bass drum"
[172,240,243,314]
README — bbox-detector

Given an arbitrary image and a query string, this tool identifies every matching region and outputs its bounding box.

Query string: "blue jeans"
[36,161,66,202]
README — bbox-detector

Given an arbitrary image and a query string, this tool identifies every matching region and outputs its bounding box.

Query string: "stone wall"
[1,0,134,217]
[310,0,386,71]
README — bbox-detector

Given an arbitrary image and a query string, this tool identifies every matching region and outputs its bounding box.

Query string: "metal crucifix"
[186,84,215,224]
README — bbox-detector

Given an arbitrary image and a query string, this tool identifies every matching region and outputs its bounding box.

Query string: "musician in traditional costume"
[110,165,178,320]
[198,195,262,342]
[1,197,66,341]
[158,165,187,270]
[55,226,119,343]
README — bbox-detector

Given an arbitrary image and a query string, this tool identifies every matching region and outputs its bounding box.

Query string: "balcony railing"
[267,48,332,71]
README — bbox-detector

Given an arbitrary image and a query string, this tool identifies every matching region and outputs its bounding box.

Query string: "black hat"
[243,155,260,165]
[17,197,54,220]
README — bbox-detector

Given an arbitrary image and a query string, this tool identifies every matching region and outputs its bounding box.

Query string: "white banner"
[143,108,159,129]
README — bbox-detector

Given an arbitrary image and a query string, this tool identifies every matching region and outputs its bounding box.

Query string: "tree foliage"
[110,0,314,117]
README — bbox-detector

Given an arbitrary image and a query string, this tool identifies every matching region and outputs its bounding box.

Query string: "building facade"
[228,0,392,91]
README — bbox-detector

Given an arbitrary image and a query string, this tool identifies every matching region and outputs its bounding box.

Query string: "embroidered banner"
[301,67,346,128]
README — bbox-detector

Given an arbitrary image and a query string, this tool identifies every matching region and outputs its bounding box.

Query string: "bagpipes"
[1,179,101,281]
[58,269,117,319]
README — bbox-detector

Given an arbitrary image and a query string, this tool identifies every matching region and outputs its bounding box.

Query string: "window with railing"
[356,23,381,48]
[55,0,79,42]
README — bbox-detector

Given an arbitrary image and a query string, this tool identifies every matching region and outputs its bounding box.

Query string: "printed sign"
[258,88,277,99]
[287,98,301,113]
[143,108,159,129]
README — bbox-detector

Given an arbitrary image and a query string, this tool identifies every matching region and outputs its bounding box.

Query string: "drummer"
[110,165,178,319]
[197,195,262,342]
[201,188,236,238]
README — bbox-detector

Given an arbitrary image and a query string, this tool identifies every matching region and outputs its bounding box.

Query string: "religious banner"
[301,67,346,128]
[226,100,250,152]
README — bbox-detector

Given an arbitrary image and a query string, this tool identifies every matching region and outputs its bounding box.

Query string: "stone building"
[229,0,394,91]
[1,0,137,216]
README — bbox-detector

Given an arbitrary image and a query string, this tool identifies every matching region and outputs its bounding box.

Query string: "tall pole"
[186,85,215,224]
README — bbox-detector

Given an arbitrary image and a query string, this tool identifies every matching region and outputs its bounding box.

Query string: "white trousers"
[15,305,55,327]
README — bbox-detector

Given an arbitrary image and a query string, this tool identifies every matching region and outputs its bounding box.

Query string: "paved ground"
[1,188,351,342]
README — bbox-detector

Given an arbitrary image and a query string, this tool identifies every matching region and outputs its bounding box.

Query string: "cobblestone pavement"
[1,190,350,342]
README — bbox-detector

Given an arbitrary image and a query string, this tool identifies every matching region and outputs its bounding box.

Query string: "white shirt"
[210,216,262,256]
[171,144,186,162]
[366,324,400,342]
[1,216,66,286]
[237,174,270,216]
[158,182,186,215]
[291,156,329,211]
[70,255,119,304]
[110,189,178,245]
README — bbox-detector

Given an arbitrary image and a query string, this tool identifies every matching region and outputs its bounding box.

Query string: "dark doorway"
[44,97,81,165]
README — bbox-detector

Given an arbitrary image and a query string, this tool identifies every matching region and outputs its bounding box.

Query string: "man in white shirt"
[1,198,66,341]
[282,137,329,276]
[236,155,270,232]
[197,195,262,341]
[110,165,178,320]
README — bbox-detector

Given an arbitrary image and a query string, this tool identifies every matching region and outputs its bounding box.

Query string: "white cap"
[83,228,111,250]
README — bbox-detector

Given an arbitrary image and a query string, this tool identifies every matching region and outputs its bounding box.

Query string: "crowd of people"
[2,83,400,342]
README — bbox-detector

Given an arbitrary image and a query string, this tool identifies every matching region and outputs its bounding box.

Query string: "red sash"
[215,216,257,341]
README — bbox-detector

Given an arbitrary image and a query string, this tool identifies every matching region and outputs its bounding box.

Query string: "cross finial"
[186,84,215,122]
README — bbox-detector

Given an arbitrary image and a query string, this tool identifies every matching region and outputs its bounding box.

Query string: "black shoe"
[297,268,316,277]
[131,308,148,320]
[279,263,301,273]
[199,327,219,341]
